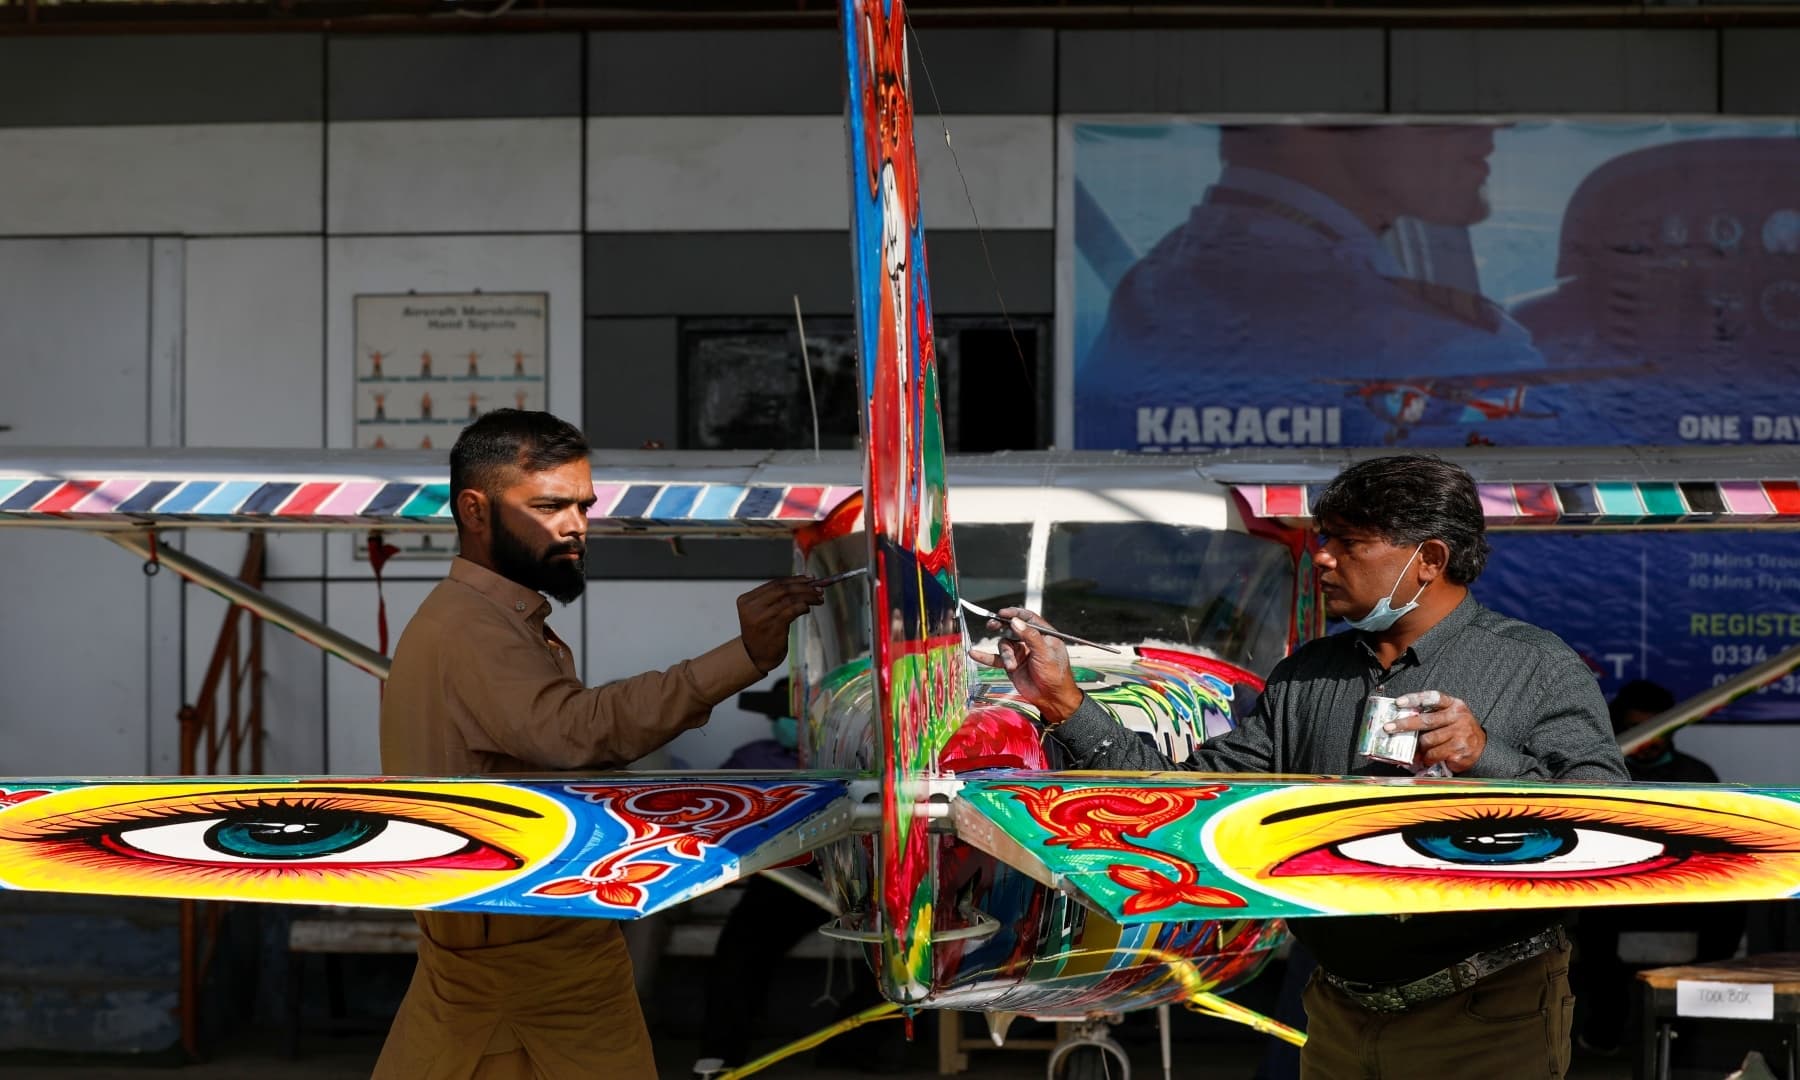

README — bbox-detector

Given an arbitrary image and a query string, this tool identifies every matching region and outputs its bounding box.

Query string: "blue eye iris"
[1404,823,1577,865]
[205,814,384,860]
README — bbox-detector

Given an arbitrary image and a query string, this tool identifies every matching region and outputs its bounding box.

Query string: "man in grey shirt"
[972,455,1626,1079]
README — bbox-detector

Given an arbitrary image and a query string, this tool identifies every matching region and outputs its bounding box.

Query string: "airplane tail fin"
[839,0,968,1004]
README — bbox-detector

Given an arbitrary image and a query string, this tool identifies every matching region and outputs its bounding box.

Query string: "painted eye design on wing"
[101,807,492,867]
[1208,786,1800,915]
[1327,820,1669,876]
[0,783,572,909]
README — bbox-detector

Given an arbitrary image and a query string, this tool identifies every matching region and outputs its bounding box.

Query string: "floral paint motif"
[993,785,1248,915]
[529,783,819,913]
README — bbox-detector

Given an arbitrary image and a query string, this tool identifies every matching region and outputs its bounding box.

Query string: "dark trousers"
[1300,942,1574,1080]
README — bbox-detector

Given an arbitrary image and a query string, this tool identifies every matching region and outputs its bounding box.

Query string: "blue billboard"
[1065,119,1800,719]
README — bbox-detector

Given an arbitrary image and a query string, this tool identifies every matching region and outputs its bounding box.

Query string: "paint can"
[1357,693,1419,767]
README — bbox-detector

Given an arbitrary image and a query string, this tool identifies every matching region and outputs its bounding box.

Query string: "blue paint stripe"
[649,485,701,519]
[363,483,420,517]
[0,478,27,505]
[156,481,220,514]
[196,481,263,516]
[692,485,746,521]
[239,482,299,515]
[119,480,182,513]
[400,485,450,518]
[735,487,783,519]
[611,485,661,518]
[1,479,63,511]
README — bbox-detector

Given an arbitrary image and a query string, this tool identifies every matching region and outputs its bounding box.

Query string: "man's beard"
[489,515,586,604]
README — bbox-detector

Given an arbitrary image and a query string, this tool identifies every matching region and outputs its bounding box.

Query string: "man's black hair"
[448,409,590,528]
[1312,454,1492,584]
[1609,679,1676,728]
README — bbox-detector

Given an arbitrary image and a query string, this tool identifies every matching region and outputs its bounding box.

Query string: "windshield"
[1040,523,1293,676]
[805,523,1033,678]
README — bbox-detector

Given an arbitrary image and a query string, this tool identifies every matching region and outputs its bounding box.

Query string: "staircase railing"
[176,532,267,1057]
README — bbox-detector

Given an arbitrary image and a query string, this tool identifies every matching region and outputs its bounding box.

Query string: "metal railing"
[175,532,267,1058]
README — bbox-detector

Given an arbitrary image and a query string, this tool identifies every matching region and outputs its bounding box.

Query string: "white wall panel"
[1679,726,1800,787]
[329,118,581,235]
[183,237,328,578]
[0,533,154,775]
[0,124,321,236]
[321,233,583,578]
[587,116,844,232]
[916,116,1054,230]
[585,579,777,771]
[0,239,153,774]
[587,115,1051,232]
[181,581,326,776]
[0,239,150,445]
[323,578,434,775]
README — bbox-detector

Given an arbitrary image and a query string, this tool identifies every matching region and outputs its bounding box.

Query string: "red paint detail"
[1109,864,1248,914]
[38,480,102,513]
[1763,481,1800,516]
[1261,485,1304,517]
[941,703,1050,772]
[0,789,51,807]
[279,483,339,517]
[796,491,864,555]
[776,486,827,520]
[1511,483,1559,518]
[1134,648,1267,693]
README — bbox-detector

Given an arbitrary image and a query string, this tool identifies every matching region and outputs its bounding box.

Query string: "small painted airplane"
[1319,364,1652,444]
[7,5,1800,1079]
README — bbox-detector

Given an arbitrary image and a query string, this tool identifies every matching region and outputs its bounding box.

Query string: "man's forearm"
[1047,695,1178,770]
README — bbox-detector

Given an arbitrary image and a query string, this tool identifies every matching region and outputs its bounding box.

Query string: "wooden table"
[1637,954,1800,1080]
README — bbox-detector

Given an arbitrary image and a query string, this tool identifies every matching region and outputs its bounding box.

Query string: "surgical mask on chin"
[1344,545,1427,633]
[773,715,799,750]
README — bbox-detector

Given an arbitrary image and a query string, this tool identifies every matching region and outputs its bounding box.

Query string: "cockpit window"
[1041,523,1293,677]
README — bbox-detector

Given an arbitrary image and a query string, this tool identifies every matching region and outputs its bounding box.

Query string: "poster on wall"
[1062,118,1800,719]
[353,292,549,558]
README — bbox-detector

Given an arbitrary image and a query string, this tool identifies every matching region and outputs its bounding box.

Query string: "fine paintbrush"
[958,598,1122,654]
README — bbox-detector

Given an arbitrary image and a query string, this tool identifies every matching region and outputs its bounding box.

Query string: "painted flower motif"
[530,860,671,910]
[1109,864,1247,915]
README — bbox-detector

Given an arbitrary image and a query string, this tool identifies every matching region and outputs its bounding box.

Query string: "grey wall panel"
[1723,30,1800,114]
[1391,30,1717,113]
[585,317,681,449]
[585,231,1050,318]
[590,28,1051,115]
[590,30,842,116]
[1059,30,1385,114]
[329,35,581,121]
[906,30,1056,115]
[0,36,322,127]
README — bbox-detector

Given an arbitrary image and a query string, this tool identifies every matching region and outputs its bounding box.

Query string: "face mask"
[1344,545,1427,633]
[773,716,799,750]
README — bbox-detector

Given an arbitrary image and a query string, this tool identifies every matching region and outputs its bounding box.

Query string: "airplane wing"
[0,774,853,920]
[1201,444,1800,529]
[0,447,859,536]
[950,771,1800,924]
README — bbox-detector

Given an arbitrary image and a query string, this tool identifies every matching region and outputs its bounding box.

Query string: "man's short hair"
[1609,679,1676,728]
[1312,455,1492,584]
[448,409,590,528]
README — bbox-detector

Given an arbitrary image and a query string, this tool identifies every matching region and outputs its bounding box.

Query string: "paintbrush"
[811,566,869,587]
[958,598,1122,654]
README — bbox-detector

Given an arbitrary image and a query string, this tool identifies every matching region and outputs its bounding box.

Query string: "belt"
[1321,925,1567,1015]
